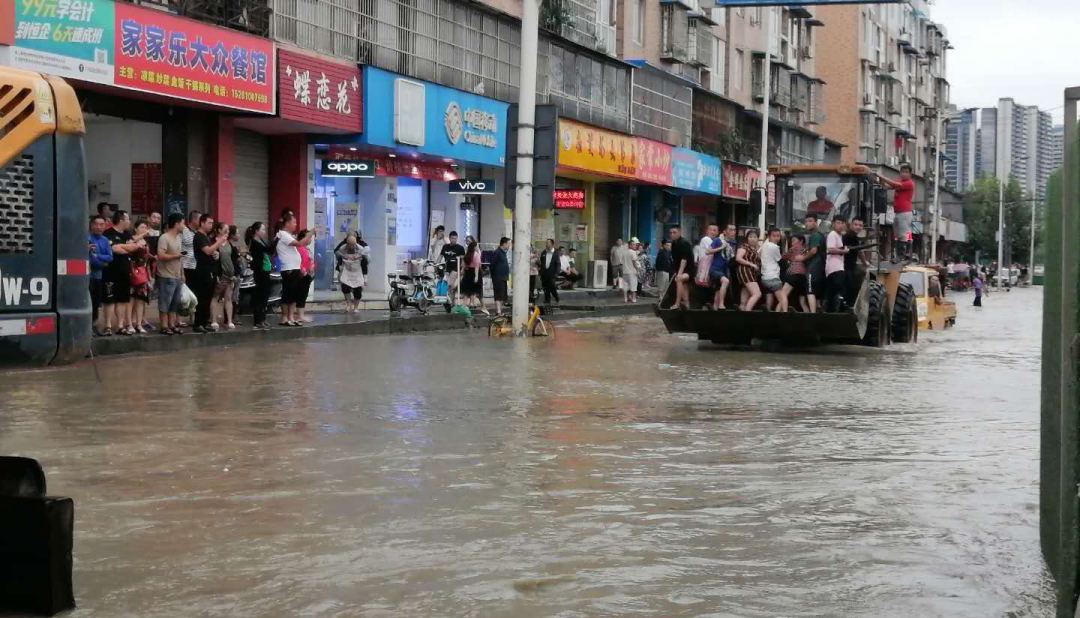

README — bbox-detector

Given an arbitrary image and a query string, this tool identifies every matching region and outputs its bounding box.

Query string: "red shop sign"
[374,157,457,182]
[113,2,275,114]
[553,189,586,209]
[722,162,761,201]
[634,139,673,185]
[278,50,362,132]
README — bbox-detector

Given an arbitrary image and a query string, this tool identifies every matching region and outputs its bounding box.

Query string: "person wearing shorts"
[155,213,187,335]
[776,233,811,313]
[877,164,916,263]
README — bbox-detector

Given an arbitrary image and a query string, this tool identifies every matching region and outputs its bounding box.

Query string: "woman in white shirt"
[275,213,314,327]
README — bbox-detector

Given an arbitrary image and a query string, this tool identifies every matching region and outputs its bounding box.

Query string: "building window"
[709,42,726,95]
[734,49,744,91]
[630,0,639,42]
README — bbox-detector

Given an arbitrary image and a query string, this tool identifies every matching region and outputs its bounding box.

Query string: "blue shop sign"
[361,66,508,167]
[671,148,722,195]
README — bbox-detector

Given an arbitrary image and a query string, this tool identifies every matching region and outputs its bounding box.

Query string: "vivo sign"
[321,159,376,177]
[449,179,497,195]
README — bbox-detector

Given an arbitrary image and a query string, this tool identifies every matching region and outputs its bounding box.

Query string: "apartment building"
[724,5,833,165]
[979,99,1055,202]
[1049,124,1065,176]
[815,0,950,180]
[943,104,977,192]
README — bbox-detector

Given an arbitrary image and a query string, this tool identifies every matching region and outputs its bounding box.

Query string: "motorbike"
[237,253,282,314]
[388,259,438,314]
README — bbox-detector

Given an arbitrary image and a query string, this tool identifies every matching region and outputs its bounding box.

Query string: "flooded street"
[1,287,1052,617]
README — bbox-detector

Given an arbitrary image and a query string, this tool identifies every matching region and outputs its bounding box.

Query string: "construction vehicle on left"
[0,67,92,368]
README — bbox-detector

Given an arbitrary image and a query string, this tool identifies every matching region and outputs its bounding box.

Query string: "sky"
[930,0,1080,124]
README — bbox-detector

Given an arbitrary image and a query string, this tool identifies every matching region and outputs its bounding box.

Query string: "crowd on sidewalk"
[88,204,323,337]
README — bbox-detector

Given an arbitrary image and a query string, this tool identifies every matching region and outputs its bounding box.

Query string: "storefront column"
[162,109,189,216]
[208,116,235,224]
[359,176,398,296]
[637,188,659,257]
[269,135,310,229]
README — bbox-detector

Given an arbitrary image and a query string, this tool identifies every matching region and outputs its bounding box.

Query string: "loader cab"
[771,165,879,235]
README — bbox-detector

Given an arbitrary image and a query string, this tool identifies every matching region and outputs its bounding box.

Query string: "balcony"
[128,0,271,37]
[547,0,619,58]
[660,0,699,13]
[661,5,690,63]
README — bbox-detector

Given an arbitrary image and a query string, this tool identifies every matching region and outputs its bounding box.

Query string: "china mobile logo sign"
[321,159,375,177]
[449,179,497,195]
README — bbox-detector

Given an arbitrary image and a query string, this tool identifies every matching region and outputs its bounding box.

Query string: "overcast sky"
[931,0,1079,124]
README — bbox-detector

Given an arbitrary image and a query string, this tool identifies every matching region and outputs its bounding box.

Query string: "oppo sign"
[321,159,376,177]
[448,179,497,195]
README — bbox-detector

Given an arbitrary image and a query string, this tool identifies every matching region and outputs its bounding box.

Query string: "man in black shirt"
[440,231,466,304]
[103,210,140,335]
[667,226,695,310]
[654,240,672,296]
[842,216,869,303]
[191,214,229,333]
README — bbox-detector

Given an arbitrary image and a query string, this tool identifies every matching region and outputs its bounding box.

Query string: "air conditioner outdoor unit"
[589,260,609,289]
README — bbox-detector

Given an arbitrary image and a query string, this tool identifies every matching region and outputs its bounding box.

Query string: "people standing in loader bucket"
[824,216,851,312]
[802,215,826,314]
[876,164,916,263]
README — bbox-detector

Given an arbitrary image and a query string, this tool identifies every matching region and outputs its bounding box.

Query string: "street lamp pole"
[511,0,541,334]
[1029,198,1036,283]
[756,7,772,236]
[997,173,1004,290]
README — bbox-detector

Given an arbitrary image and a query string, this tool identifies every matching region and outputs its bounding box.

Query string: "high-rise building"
[982,99,1055,202]
[943,105,977,192]
[1050,124,1065,173]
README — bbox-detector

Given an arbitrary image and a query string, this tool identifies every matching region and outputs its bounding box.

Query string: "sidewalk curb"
[89,304,657,358]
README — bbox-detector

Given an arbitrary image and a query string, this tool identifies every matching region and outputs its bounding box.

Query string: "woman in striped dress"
[735,229,762,311]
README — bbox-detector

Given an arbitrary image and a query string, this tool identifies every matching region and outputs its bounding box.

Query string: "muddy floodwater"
[1,287,1053,617]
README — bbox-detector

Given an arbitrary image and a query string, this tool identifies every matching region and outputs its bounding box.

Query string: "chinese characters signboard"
[721,161,762,201]
[671,148,722,195]
[557,119,638,180]
[10,0,275,114]
[130,162,162,214]
[557,119,723,192]
[634,139,672,185]
[360,67,508,167]
[553,189,586,209]
[10,0,115,84]
[279,50,361,132]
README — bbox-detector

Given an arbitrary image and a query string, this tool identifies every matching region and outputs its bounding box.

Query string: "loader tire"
[891,282,918,344]
[863,281,890,348]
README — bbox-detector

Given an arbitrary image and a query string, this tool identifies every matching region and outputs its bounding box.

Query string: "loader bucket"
[655,271,872,346]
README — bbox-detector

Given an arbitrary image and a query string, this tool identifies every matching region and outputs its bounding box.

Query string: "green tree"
[962,176,1039,265]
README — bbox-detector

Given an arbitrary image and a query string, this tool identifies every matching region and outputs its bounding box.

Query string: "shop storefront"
[550,119,724,283]
[9,0,276,221]
[318,66,508,295]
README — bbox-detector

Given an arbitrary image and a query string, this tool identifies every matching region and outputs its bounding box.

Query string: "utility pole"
[930,110,943,264]
[756,7,772,236]
[511,0,541,334]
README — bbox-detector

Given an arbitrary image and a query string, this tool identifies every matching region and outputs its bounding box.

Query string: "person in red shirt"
[877,163,915,263]
[807,186,835,216]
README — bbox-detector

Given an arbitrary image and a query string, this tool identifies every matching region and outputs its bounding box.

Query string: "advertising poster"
[11,0,115,84]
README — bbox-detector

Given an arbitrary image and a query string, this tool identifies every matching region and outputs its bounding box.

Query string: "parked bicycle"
[488,304,555,338]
